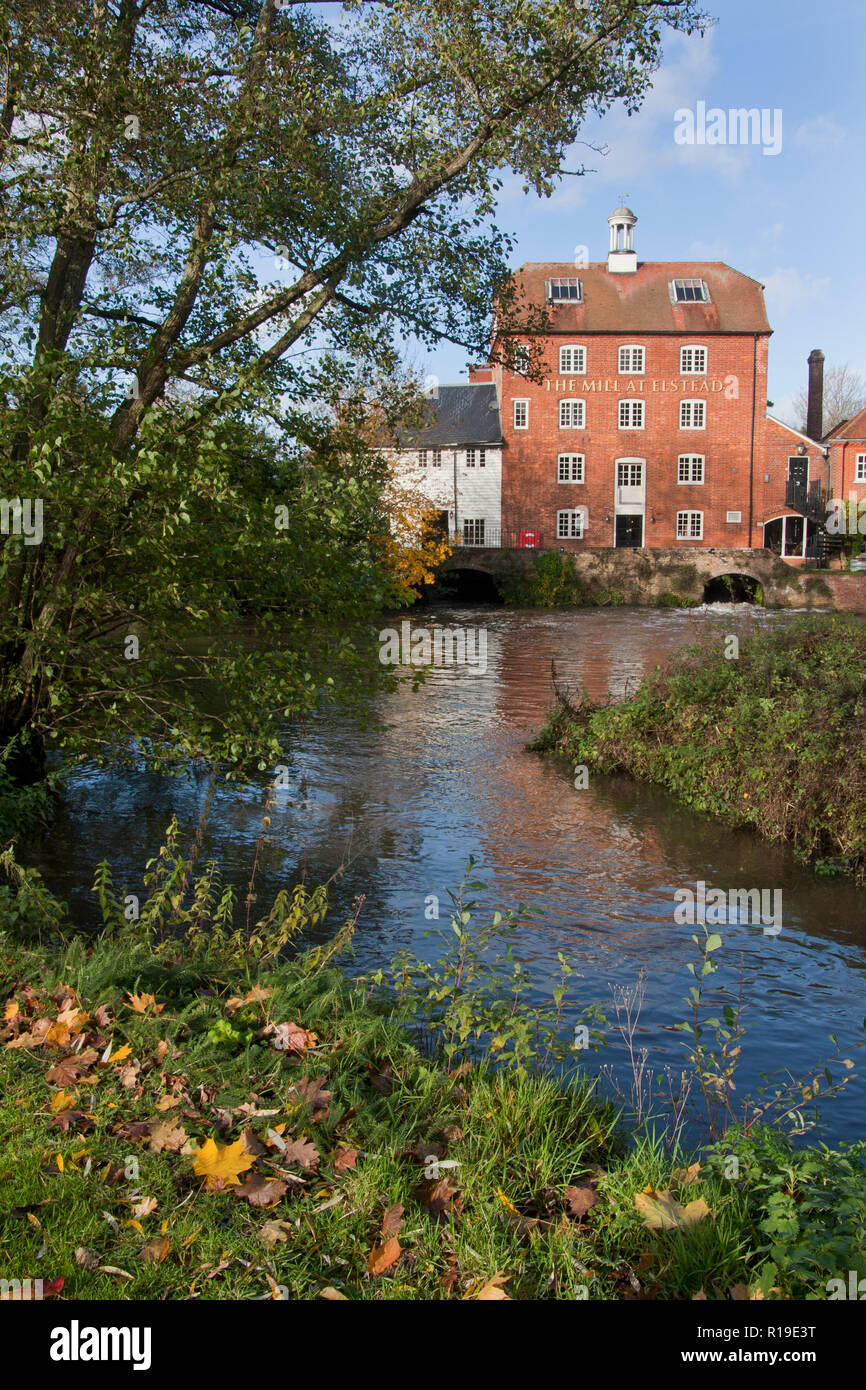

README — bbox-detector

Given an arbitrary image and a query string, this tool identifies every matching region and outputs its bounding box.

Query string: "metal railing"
[785,479,828,524]
[453,527,544,550]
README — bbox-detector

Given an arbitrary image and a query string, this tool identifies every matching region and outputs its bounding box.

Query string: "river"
[24,604,866,1144]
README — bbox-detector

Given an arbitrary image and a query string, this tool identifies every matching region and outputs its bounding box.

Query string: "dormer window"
[670,278,710,304]
[546,277,582,303]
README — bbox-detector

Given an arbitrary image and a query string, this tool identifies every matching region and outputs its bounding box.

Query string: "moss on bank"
[532,615,866,883]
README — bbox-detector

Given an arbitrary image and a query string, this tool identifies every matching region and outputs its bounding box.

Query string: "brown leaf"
[334,1147,358,1174]
[564,1185,598,1219]
[319,1286,349,1300]
[292,1076,332,1111]
[240,1126,267,1158]
[634,1189,710,1230]
[126,992,165,1015]
[93,1005,112,1028]
[268,1020,315,1053]
[130,1196,158,1219]
[258,1220,293,1247]
[381,1202,404,1238]
[74,1247,98,1269]
[155,1094,181,1112]
[141,1236,170,1264]
[147,1118,188,1153]
[470,1271,511,1301]
[281,1136,320,1170]
[234,1174,288,1208]
[50,1109,93,1133]
[367,1236,401,1276]
[46,1050,99,1085]
[423,1177,459,1220]
[443,1124,463,1144]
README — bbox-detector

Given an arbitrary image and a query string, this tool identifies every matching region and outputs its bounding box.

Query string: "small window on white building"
[618,345,645,374]
[680,399,705,430]
[466,448,488,469]
[559,399,585,428]
[618,399,644,430]
[418,450,427,467]
[856,454,866,482]
[463,518,485,546]
[557,509,584,539]
[513,400,529,430]
[546,277,582,302]
[677,454,704,484]
[557,453,584,483]
[432,449,442,467]
[617,460,643,489]
[676,510,703,539]
[559,345,586,374]
[680,345,707,374]
[670,278,710,303]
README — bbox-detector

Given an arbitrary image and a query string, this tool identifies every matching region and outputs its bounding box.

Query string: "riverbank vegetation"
[2,832,864,1302]
[533,615,866,884]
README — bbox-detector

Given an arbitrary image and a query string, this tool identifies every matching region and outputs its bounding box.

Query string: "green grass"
[533,614,866,883]
[3,929,865,1302]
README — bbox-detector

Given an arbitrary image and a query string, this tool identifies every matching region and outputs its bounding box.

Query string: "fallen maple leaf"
[147,1119,188,1153]
[334,1147,358,1174]
[381,1203,404,1238]
[281,1136,320,1170]
[46,1050,99,1085]
[258,1219,293,1247]
[126,992,165,1015]
[634,1190,710,1230]
[234,1174,288,1208]
[130,1196,158,1219]
[141,1236,170,1264]
[268,1020,315,1053]
[467,1271,511,1301]
[564,1185,598,1219]
[50,1089,78,1113]
[367,1236,401,1276]
[193,1136,256,1188]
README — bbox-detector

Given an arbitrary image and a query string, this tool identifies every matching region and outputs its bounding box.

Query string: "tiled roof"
[824,405,866,442]
[507,261,770,334]
[395,383,503,447]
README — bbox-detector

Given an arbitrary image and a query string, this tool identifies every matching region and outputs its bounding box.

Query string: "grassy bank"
[533,615,866,883]
[2,888,865,1301]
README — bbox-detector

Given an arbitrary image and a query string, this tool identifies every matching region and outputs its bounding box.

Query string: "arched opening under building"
[425,566,503,605]
[702,573,760,604]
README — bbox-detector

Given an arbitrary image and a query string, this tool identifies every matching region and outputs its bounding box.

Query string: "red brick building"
[467,207,831,557]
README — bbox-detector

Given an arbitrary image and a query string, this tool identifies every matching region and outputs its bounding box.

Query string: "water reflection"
[24,605,866,1142]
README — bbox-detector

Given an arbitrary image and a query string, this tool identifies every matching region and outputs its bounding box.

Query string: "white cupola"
[607,206,638,274]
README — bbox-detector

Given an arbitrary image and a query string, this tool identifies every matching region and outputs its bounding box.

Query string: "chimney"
[807,349,824,440]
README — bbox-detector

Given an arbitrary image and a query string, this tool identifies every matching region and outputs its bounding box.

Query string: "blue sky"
[417,0,866,425]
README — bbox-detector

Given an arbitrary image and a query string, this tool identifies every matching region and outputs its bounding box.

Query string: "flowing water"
[24,605,866,1143]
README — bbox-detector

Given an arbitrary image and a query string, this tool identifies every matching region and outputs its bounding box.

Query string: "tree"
[791,363,866,438]
[0,0,705,774]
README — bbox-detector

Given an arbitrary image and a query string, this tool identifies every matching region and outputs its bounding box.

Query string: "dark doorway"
[615,514,643,548]
[703,573,760,604]
[425,567,503,605]
[787,457,808,489]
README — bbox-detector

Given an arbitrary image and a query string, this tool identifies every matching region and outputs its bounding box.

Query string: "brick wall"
[497,332,770,549]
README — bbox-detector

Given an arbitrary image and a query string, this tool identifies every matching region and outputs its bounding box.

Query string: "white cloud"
[762,267,831,316]
[794,116,846,149]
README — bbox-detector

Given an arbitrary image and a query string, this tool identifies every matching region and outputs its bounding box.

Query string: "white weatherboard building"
[390,383,503,546]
